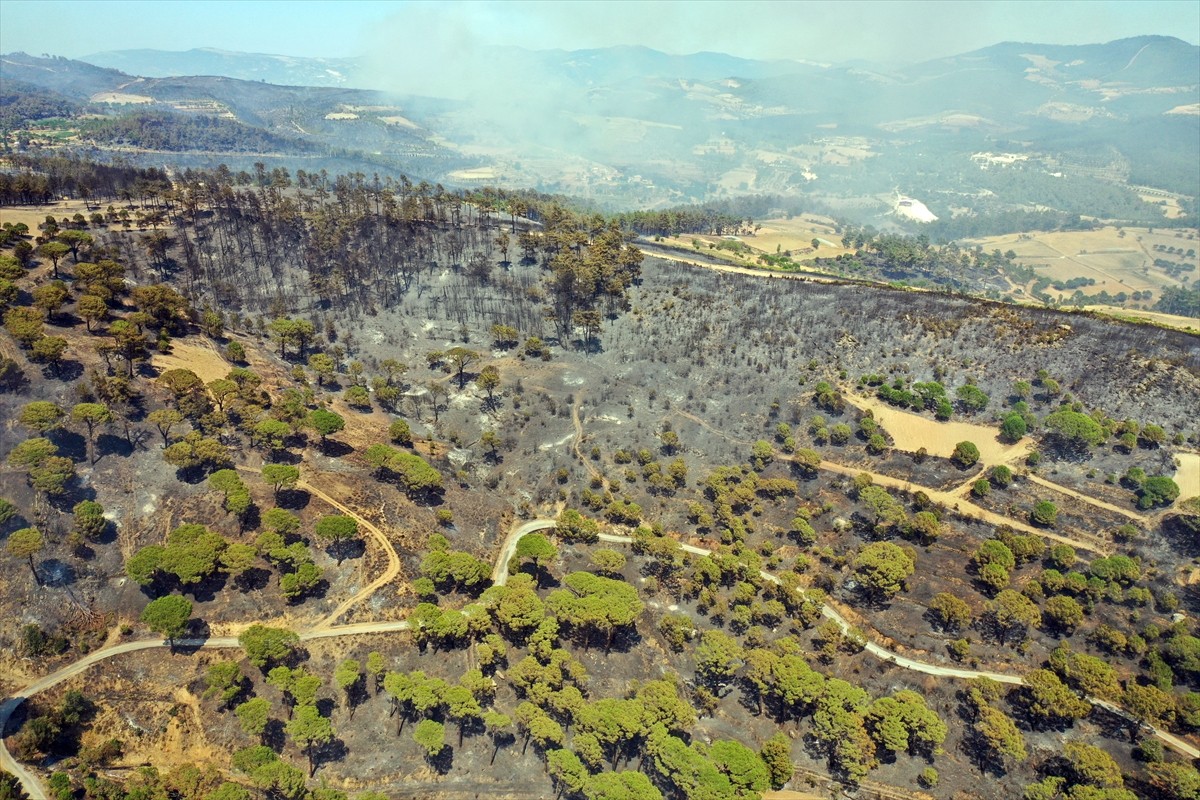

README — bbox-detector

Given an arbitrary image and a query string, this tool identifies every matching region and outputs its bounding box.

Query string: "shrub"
[952,441,980,468]
[990,465,1013,488]
[1031,500,1058,527]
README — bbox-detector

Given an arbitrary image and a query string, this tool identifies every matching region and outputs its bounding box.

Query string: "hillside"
[1,159,1199,800]
[0,53,468,180]
[80,48,365,89]
[5,38,1196,214]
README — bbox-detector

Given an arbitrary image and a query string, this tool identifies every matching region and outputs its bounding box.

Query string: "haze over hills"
[80,47,366,88]
[4,35,1198,216]
[80,44,821,89]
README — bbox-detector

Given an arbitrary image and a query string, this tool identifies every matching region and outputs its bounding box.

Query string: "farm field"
[745,215,849,255]
[1137,192,1187,219]
[654,214,852,266]
[966,225,1199,302]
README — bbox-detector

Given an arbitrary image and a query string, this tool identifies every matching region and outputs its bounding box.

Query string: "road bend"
[5,520,1196,800]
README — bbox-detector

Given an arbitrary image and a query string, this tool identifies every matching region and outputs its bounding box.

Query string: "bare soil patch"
[151,338,232,384]
[1175,451,1200,499]
[843,391,1030,465]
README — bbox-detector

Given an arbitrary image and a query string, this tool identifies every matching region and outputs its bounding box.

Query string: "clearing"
[89,92,155,104]
[843,390,1030,465]
[744,214,849,257]
[1175,451,1200,498]
[0,200,94,230]
[151,337,236,385]
[447,166,499,181]
[650,214,851,268]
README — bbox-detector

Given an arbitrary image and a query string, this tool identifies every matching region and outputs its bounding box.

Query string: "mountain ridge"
[4,36,1196,209]
[76,35,1199,91]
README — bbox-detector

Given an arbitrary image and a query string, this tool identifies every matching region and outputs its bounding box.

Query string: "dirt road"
[2,508,1190,799]
[0,637,240,800]
[233,466,404,630]
[639,242,840,284]
[302,477,402,630]
[814,458,1111,555]
[1023,473,1147,524]
[490,519,558,586]
[592,532,1197,759]
[5,529,1196,800]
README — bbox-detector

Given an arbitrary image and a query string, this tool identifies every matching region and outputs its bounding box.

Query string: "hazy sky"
[1,0,1197,65]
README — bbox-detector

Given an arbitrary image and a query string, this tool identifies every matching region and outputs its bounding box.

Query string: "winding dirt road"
[570,394,603,483]
[491,519,560,587]
[303,478,402,631]
[4,514,1197,800]
[815,458,1112,555]
[234,466,403,631]
[591,532,1198,760]
[668,389,1111,554]
[0,447,1189,799]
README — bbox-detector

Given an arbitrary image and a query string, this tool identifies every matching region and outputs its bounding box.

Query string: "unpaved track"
[490,519,559,587]
[669,395,1109,554]
[0,415,1185,795]
[1023,473,1148,524]
[0,638,241,799]
[571,394,603,482]
[302,478,402,630]
[234,465,402,630]
[816,459,1112,555]
[592,532,1198,759]
[0,512,555,800]
[4,516,1196,800]
[673,408,753,446]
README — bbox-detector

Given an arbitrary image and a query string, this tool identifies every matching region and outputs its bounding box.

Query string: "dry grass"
[0,200,94,230]
[378,115,419,129]
[844,390,1031,464]
[1175,452,1200,499]
[151,338,231,385]
[968,225,1199,299]
[1080,306,1199,331]
[749,215,850,257]
[715,166,757,191]
[653,214,851,268]
[89,92,154,104]
[1138,194,1187,219]
[447,167,499,181]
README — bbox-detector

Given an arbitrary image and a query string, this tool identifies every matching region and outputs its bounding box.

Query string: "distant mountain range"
[3,36,1197,212]
[78,36,1199,101]
[81,47,366,89]
[79,45,827,90]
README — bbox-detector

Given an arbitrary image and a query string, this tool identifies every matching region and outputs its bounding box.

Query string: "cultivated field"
[654,214,851,266]
[746,215,849,255]
[1137,192,1187,219]
[446,166,500,181]
[966,225,1199,301]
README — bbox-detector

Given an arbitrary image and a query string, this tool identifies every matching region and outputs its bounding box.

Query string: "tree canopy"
[140,595,193,643]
